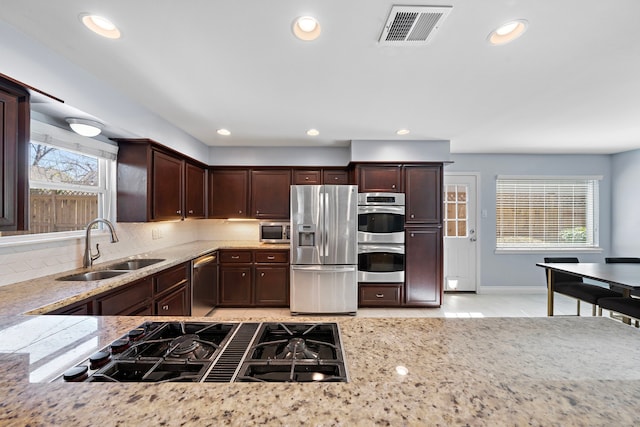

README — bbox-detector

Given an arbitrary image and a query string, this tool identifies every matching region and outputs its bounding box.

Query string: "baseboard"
[477,286,547,295]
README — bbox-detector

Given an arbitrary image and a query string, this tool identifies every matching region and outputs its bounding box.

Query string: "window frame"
[495,175,602,253]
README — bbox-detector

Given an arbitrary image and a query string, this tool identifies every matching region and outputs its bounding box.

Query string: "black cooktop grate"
[204,323,259,382]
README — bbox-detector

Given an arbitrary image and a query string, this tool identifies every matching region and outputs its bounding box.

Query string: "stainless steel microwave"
[259,222,290,243]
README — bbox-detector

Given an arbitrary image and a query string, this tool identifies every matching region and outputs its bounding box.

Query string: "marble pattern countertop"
[0,315,639,426]
[0,240,288,316]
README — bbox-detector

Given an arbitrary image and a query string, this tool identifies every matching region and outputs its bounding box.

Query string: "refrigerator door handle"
[291,265,356,273]
[324,190,330,259]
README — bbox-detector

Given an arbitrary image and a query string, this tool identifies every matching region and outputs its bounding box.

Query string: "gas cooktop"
[58,321,348,383]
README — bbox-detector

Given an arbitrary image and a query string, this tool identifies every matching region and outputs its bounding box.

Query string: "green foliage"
[560,226,587,242]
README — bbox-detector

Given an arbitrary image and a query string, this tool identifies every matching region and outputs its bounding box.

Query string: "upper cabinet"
[292,168,349,185]
[355,164,403,192]
[209,169,249,218]
[251,169,291,219]
[0,77,29,231]
[404,164,442,224]
[115,139,207,222]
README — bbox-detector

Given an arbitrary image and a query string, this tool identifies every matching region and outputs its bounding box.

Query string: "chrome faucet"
[83,218,119,268]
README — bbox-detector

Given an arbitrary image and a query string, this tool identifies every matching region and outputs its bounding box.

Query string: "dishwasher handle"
[193,255,216,268]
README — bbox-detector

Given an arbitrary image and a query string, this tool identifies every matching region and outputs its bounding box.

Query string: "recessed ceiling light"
[80,14,121,39]
[306,128,320,136]
[396,129,410,136]
[293,16,321,41]
[488,19,528,45]
[66,118,104,137]
[217,128,231,136]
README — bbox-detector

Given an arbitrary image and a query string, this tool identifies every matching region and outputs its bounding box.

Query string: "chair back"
[605,257,640,263]
[543,257,583,284]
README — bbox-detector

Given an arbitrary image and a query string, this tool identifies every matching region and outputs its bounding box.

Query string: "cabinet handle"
[242,272,246,277]
[176,210,182,215]
[261,272,265,277]
[256,210,260,214]
[162,305,169,311]
[238,210,243,214]
[267,256,275,260]
[305,176,309,180]
[188,209,194,214]
[334,177,339,181]
[231,255,240,259]
[392,184,396,189]
[410,214,415,219]
[376,293,384,298]
[410,233,415,237]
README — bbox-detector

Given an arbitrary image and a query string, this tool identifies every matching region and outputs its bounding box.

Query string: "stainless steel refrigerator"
[290,185,358,315]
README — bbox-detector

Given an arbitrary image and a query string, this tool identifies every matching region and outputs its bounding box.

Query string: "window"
[0,120,117,238]
[444,184,468,238]
[496,176,600,250]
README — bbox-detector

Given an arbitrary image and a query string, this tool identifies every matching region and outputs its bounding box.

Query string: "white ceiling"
[1,0,640,154]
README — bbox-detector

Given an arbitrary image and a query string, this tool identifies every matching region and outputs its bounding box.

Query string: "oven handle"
[357,205,405,215]
[357,244,405,254]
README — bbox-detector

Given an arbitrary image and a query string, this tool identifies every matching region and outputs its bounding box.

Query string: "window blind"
[496,176,600,249]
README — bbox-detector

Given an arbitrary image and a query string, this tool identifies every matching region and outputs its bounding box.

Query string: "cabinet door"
[97,278,153,315]
[293,169,321,185]
[219,266,252,306]
[156,285,189,316]
[152,150,183,220]
[185,162,206,218]
[323,169,349,185]
[0,85,28,231]
[255,266,289,306]
[404,165,442,224]
[357,165,402,192]
[405,227,442,307]
[251,169,291,219]
[209,169,249,218]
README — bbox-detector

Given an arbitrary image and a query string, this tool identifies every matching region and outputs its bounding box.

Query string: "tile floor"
[208,292,608,319]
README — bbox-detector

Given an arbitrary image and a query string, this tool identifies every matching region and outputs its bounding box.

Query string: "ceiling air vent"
[378,5,452,46]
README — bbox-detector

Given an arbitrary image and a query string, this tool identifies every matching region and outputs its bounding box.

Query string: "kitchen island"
[0,314,639,426]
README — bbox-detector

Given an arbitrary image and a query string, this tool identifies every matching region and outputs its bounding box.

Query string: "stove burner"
[166,334,213,359]
[277,338,319,360]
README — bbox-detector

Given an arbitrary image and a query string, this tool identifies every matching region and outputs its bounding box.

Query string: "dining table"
[536,262,640,317]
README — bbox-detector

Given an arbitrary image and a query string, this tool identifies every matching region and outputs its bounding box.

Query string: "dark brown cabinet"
[185,162,207,218]
[97,277,153,315]
[356,165,402,192]
[359,284,402,307]
[209,168,249,218]
[155,286,189,316]
[218,249,289,307]
[251,169,291,219]
[323,169,349,184]
[404,165,442,224]
[293,168,349,185]
[115,139,207,222]
[0,78,29,231]
[405,227,442,307]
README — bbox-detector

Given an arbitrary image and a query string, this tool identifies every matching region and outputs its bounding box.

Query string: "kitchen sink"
[105,258,165,270]
[57,270,128,282]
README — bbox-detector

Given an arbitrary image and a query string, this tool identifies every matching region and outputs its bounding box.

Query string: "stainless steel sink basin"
[106,258,165,270]
[57,270,128,282]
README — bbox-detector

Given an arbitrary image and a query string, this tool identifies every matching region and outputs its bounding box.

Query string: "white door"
[443,174,479,292]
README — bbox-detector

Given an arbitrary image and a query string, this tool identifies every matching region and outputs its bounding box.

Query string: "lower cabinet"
[47,262,191,316]
[358,284,402,307]
[404,227,443,307]
[218,249,289,307]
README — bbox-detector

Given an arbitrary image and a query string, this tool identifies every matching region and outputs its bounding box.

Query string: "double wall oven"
[357,193,405,283]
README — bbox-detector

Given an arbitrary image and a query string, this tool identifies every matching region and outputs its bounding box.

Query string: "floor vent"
[379,5,452,46]
[204,323,259,382]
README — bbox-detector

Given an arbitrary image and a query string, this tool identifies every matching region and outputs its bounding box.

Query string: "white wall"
[209,146,350,166]
[611,149,640,256]
[447,153,612,290]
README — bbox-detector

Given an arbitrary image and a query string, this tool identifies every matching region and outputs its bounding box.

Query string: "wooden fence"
[29,191,98,234]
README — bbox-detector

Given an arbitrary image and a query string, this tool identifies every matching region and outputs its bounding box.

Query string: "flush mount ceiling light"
[293,16,321,41]
[396,129,411,136]
[66,118,104,137]
[488,19,528,45]
[306,128,320,136]
[80,14,121,39]
[217,128,231,136]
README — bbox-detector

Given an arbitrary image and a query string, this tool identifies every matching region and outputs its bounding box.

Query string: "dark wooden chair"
[597,257,640,326]
[544,257,622,316]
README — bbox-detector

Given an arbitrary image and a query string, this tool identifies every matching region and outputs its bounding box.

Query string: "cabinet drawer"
[220,251,253,263]
[293,170,321,185]
[359,284,402,306]
[156,286,189,316]
[255,251,289,263]
[98,278,153,315]
[154,263,190,295]
[323,170,349,184]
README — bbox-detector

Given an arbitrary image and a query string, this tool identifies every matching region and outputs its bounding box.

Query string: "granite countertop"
[0,315,639,426]
[0,240,289,316]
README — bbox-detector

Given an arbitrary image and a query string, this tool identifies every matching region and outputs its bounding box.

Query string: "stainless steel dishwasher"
[191,252,218,316]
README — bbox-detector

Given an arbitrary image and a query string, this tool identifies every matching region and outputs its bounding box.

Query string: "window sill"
[0,230,96,248]
[495,247,603,255]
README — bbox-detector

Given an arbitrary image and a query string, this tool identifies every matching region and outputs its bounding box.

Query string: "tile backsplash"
[0,219,259,287]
